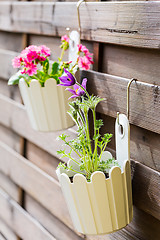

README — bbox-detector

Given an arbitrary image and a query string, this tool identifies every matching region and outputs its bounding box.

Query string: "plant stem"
[78,110,85,125]
[92,109,98,171]
[99,141,109,161]
[64,154,80,165]
[83,110,93,172]
[63,139,82,158]
[59,48,65,62]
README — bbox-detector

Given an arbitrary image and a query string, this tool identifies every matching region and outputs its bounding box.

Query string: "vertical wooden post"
[17,33,28,240]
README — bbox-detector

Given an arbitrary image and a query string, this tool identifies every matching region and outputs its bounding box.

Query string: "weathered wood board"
[0,188,56,240]
[0,1,159,239]
[0,140,159,223]
[82,70,160,135]
[1,2,160,48]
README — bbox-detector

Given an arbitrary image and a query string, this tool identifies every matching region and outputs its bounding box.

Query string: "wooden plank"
[86,207,160,240]
[25,194,84,240]
[0,172,19,202]
[0,234,6,240]
[102,44,160,85]
[0,218,17,240]
[3,52,160,136]
[0,79,21,103]
[131,160,160,221]
[1,2,160,48]
[0,124,21,153]
[27,142,60,180]
[100,114,160,172]
[0,92,160,172]
[0,140,159,222]
[0,49,17,80]
[81,70,160,135]
[0,141,74,231]
[0,90,160,172]
[0,94,76,158]
[0,32,23,52]
[0,188,56,240]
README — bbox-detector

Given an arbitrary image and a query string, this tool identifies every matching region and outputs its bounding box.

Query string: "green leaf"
[36,70,45,80]
[51,62,59,75]
[42,59,49,74]
[8,71,23,85]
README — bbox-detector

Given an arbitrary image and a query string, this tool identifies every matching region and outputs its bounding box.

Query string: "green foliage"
[51,62,59,75]
[8,71,25,85]
[57,90,118,181]
[42,59,49,74]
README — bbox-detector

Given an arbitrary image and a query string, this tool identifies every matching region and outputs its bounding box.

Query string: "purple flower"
[66,78,87,99]
[59,68,76,86]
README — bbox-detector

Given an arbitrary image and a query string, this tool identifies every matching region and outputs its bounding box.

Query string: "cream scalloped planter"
[19,78,74,132]
[56,114,133,235]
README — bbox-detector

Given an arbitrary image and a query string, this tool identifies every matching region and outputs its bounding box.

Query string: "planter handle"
[115,114,130,169]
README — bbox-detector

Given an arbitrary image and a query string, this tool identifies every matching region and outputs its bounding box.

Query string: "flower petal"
[66,88,76,94]
[81,78,87,89]
[58,83,72,87]
[68,95,78,99]
[64,68,76,84]
[59,76,68,83]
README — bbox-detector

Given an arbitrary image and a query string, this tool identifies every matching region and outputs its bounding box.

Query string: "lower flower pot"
[19,78,74,132]
[56,160,132,235]
[56,114,133,235]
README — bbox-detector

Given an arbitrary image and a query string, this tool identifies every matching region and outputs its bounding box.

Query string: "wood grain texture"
[0,79,21,103]
[99,114,160,171]
[0,124,21,153]
[131,160,160,221]
[102,44,160,85]
[86,206,160,240]
[1,2,160,48]
[0,172,19,202]
[27,142,60,180]
[25,194,84,240]
[0,94,76,158]
[0,218,17,240]
[0,32,23,52]
[0,140,159,223]
[81,70,160,135]
[0,49,17,80]
[0,92,160,171]
[0,141,74,231]
[0,188,56,240]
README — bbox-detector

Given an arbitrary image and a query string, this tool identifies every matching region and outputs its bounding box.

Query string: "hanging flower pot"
[8,32,94,132]
[18,78,74,131]
[56,72,133,235]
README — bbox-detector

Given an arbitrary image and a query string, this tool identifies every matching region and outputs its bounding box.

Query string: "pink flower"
[21,45,38,57]
[37,55,46,61]
[85,55,94,65]
[12,56,22,68]
[78,56,91,70]
[61,35,70,43]
[23,59,37,76]
[39,45,51,57]
[77,44,94,69]
[77,44,89,55]
[27,50,38,62]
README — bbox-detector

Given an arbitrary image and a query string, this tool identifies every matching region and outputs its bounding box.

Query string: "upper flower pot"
[19,78,74,132]
[56,114,133,235]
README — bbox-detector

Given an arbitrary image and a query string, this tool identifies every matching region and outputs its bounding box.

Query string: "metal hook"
[77,0,85,41]
[127,78,137,120]
[117,112,120,125]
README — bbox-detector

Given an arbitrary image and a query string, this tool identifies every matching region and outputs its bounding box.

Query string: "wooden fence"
[0,1,159,240]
